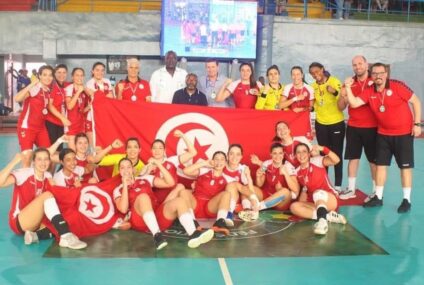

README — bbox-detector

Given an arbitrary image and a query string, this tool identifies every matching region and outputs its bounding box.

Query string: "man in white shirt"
[150,50,188,104]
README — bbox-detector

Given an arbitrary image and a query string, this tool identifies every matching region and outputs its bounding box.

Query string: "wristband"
[291,191,298,200]
[322,146,330,155]
[414,123,421,127]
[260,93,267,98]
[260,165,267,172]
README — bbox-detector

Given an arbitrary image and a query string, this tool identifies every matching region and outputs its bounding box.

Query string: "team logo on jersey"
[156,113,229,178]
[78,185,115,225]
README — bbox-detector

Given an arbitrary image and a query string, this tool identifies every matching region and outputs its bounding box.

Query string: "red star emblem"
[85,199,97,213]
[190,137,211,163]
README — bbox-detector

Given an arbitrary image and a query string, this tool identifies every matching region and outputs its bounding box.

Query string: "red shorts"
[153,188,172,204]
[66,120,85,136]
[194,197,216,219]
[17,127,51,151]
[85,119,92,132]
[130,203,174,233]
[9,217,23,235]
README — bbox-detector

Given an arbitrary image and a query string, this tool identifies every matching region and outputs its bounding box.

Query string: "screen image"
[161,0,258,60]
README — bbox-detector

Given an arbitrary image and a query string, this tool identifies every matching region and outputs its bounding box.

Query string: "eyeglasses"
[371,72,386,76]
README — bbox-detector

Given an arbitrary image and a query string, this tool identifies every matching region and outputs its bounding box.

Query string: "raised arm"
[91,139,124,164]
[15,79,38,103]
[183,160,211,177]
[215,78,233,102]
[150,158,175,188]
[174,130,197,164]
[345,77,366,108]
[0,153,21,188]
[115,177,130,214]
[312,145,340,167]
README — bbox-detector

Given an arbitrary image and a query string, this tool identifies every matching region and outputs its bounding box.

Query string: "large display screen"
[161,0,258,59]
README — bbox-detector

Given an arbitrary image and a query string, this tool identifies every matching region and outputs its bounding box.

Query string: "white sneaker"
[314,218,328,235]
[326,211,347,224]
[224,218,234,227]
[188,229,214,249]
[238,210,259,222]
[24,231,39,245]
[59,233,87,250]
[339,189,356,200]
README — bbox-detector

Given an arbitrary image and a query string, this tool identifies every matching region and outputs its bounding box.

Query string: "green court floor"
[0,134,423,285]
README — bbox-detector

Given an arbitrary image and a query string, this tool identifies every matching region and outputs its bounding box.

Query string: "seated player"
[290,143,347,235]
[241,143,300,221]
[0,149,86,249]
[180,151,233,235]
[52,148,84,188]
[114,158,214,249]
[142,129,197,204]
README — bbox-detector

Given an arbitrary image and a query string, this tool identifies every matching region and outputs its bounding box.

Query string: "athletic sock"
[402,187,411,202]
[312,210,317,220]
[375,186,384,199]
[178,212,196,236]
[189,208,195,220]
[259,195,285,210]
[241,198,251,210]
[372,180,376,193]
[217,209,227,220]
[44,197,70,236]
[316,206,328,220]
[142,211,160,236]
[36,227,53,240]
[229,199,237,212]
[348,177,356,191]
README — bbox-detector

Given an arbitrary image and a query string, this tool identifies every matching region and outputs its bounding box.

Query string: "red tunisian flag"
[92,96,311,175]
[46,177,121,238]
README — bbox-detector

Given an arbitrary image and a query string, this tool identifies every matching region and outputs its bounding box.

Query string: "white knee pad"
[313,190,328,203]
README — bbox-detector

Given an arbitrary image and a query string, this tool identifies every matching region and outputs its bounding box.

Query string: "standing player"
[280,66,314,113]
[338,56,377,200]
[15,65,54,167]
[216,62,262,109]
[65,68,90,151]
[290,143,347,235]
[0,149,87,249]
[255,65,284,110]
[116,58,151,102]
[309,62,345,191]
[344,63,421,213]
[45,64,71,149]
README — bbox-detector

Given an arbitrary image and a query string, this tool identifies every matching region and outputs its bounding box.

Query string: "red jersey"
[113,175,156,207]
[118,78,151,102]
[151,156,179,191]
[53,166,85,188]
[65,84,89,134]
[227,79,262,109]
[346,77,377,128]
[9,168,52,221]
[86,78,112,99]
[76,155,90,183]
[262,161,295,193]
[295,156,337,202]
[45,81,70,126]
[18,83,50,130]
[359,80,414,135]
[222,164,249,185]
[193,168,229,200]
[280,136,312,168]
[283,83,315,110]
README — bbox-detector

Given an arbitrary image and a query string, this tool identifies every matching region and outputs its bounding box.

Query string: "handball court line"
[218,258,234,285]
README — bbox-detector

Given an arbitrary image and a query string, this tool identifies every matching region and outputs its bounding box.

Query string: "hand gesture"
[279,165,289,176]
[344,77,354,89]
[173,129,183,138]
[250,154,262,166]
[326,85,336,94]
[225,78,233,86]
[76,85,84,94]
[263,84,270,93]
[62,117,71,127]
[310,145,321,156]
[412,125,422,137]
[111,139,123,149]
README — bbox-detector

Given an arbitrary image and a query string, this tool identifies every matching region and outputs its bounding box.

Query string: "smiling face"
[276,122,290,141]
[270,146,284,166]
[240,65,252,81]
[55,67,67,84]
[291,68,304,85]
[39,68,54,87]
[72,69,85,86]
[352,56,368,78]
[92,64,105,81]
[127,61,140,79]
[165,52,177,69]
[33,150,51,175]
[309,66,325,83]
[213,153,227,171]
[371,65,388,89]
[126,140,140,161]
[295,144,310,166]
[62,152,77,173]
[206,61,219,79]
[75,136,89,155]
[228,146,242,167]
[119,159,134,178]
[151,141,165,160]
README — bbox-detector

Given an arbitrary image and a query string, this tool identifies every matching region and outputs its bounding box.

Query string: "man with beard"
[150,50,187,104]
[338,56,377,200]
[172,73,208,106]
[344,62,421,213]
